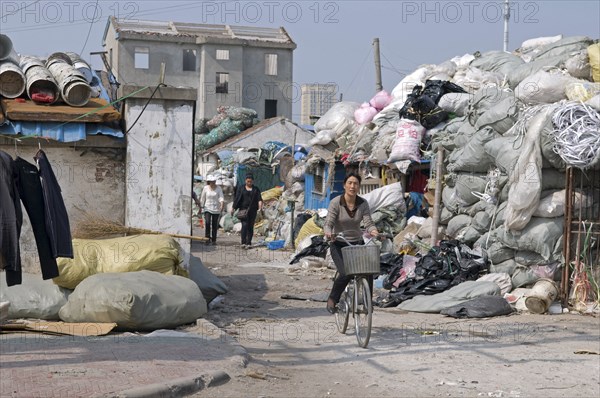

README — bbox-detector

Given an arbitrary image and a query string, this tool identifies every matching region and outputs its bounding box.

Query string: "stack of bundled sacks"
[195,106,258,151]
[429,36,600,292]
[309,35,599,313]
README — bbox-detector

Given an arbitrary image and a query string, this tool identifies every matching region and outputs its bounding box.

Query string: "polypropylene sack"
[361,182,406,214]
[294,217,323,247]
[59,270,207,331]
[565,82,600,102]
[187,255,228,303]
[515,69,578,104]
[0,274,71,320]
[504,109,548,231]
[448,127,499,173]
[314,102,360,132]
[53,235,186,289]
[387,119,425,163]
[520,35,563,50]
[500,217,564,261]
[438,93,471,116]
[565,51,592,79]
[588,43,600,82]
[470,51,524,77]
[441,295,513,318]
[474,96,519,134]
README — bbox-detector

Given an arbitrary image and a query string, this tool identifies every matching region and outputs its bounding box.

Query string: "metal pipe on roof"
[20,55,60,104]
[0,61,26,98]
[46,53,91,107]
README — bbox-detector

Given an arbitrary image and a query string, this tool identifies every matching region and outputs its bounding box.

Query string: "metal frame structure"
[562,167,600,307]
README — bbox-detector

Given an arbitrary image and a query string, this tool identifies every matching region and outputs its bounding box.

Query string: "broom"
[72,209,209,241]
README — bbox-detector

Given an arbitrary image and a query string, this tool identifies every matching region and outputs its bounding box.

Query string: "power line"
[1,1,216,33]
[80,0,99,55]
[342,47,373,99]
[0,0,41,19]
[380,51,408,77]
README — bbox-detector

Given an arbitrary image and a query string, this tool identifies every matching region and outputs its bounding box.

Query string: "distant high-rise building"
[300,84,338,125]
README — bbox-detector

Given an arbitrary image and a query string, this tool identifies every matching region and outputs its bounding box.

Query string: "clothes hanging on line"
[0,149,72,286]
[14,157,60,280]
[0,150,23,285]
[34,149,73,259]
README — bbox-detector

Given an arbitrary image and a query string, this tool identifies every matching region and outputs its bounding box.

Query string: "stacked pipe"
[19,55,60,104]
[46,52,91,107]
[0,34,26,99]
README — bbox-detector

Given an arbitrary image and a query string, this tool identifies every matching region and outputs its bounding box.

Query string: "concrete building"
[300,83,338,125]
[103,17,296,121]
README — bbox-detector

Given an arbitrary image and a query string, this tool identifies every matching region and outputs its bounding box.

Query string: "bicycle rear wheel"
[335,291,350,333]
[354,276,372,348]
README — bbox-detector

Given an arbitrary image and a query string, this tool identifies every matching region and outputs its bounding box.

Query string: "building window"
[134,47,149,69]
[216,72,229,93]
[265,54,277,75]
[216,49,229,60]
[265,99,277,118]
[183,49,196,71]
[313,163,325,195]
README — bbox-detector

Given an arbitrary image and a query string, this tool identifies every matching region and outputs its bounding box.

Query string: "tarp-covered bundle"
[195,106,258,150]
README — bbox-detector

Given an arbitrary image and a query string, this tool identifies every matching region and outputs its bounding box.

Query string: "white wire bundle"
[552,102,600,169]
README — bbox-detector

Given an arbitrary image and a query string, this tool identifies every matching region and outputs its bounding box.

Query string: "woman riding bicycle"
[324,173,379,314]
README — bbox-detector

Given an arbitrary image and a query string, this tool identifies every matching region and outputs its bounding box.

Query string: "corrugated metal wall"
[304,163,345,210]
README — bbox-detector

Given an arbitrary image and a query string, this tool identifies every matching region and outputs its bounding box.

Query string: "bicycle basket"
[341,244,381,275]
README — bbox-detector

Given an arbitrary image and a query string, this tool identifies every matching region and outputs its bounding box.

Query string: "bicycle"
[330,233,385,348]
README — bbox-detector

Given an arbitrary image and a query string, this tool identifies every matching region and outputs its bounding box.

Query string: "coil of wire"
[552,102,600,169]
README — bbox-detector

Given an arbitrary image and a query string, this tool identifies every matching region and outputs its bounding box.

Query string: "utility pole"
[373,38,383,92]
[503,0,510,52]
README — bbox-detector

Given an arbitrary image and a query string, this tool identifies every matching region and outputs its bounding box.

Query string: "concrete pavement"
[0,319,246,398]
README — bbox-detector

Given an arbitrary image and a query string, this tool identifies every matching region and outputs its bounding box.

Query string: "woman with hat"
[233,173,263,248]
[200,175,224,245]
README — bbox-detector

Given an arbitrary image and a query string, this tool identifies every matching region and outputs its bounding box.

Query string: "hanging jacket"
[34,150,73,258]
[0,150,23,285]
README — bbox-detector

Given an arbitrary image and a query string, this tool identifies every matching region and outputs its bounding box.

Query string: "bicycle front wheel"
[335,291,350,334]
[354,276,373,348]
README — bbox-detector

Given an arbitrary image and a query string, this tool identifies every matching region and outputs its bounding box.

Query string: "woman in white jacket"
[200,175,224,245]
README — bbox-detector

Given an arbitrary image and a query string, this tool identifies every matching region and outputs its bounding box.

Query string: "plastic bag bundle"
[354,102,378,124]
[369,90,392,111]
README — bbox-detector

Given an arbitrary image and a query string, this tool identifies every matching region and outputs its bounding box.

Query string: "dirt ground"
[187,233,600,398]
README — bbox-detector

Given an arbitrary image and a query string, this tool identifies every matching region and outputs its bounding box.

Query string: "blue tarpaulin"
[0,120,123,142]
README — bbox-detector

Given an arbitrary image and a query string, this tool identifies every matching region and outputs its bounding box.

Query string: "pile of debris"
[302,35,600,315]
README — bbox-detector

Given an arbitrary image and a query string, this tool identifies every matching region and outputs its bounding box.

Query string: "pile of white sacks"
[308,35,600,287]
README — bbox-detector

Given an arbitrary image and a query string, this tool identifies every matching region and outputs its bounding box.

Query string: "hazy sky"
[2,0,599,121]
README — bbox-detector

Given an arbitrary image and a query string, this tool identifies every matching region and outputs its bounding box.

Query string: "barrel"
[20,55,60,104]
[47,61,91,106]
[0,61,26,98]
[65,52,94,84]
[525,279,559,314]
[0,34,14,60]
[46,52,73,68]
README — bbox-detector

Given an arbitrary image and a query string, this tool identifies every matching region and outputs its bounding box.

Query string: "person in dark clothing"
[14,157,59,280]
[232,174,263,248]
[0,150,23,286]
